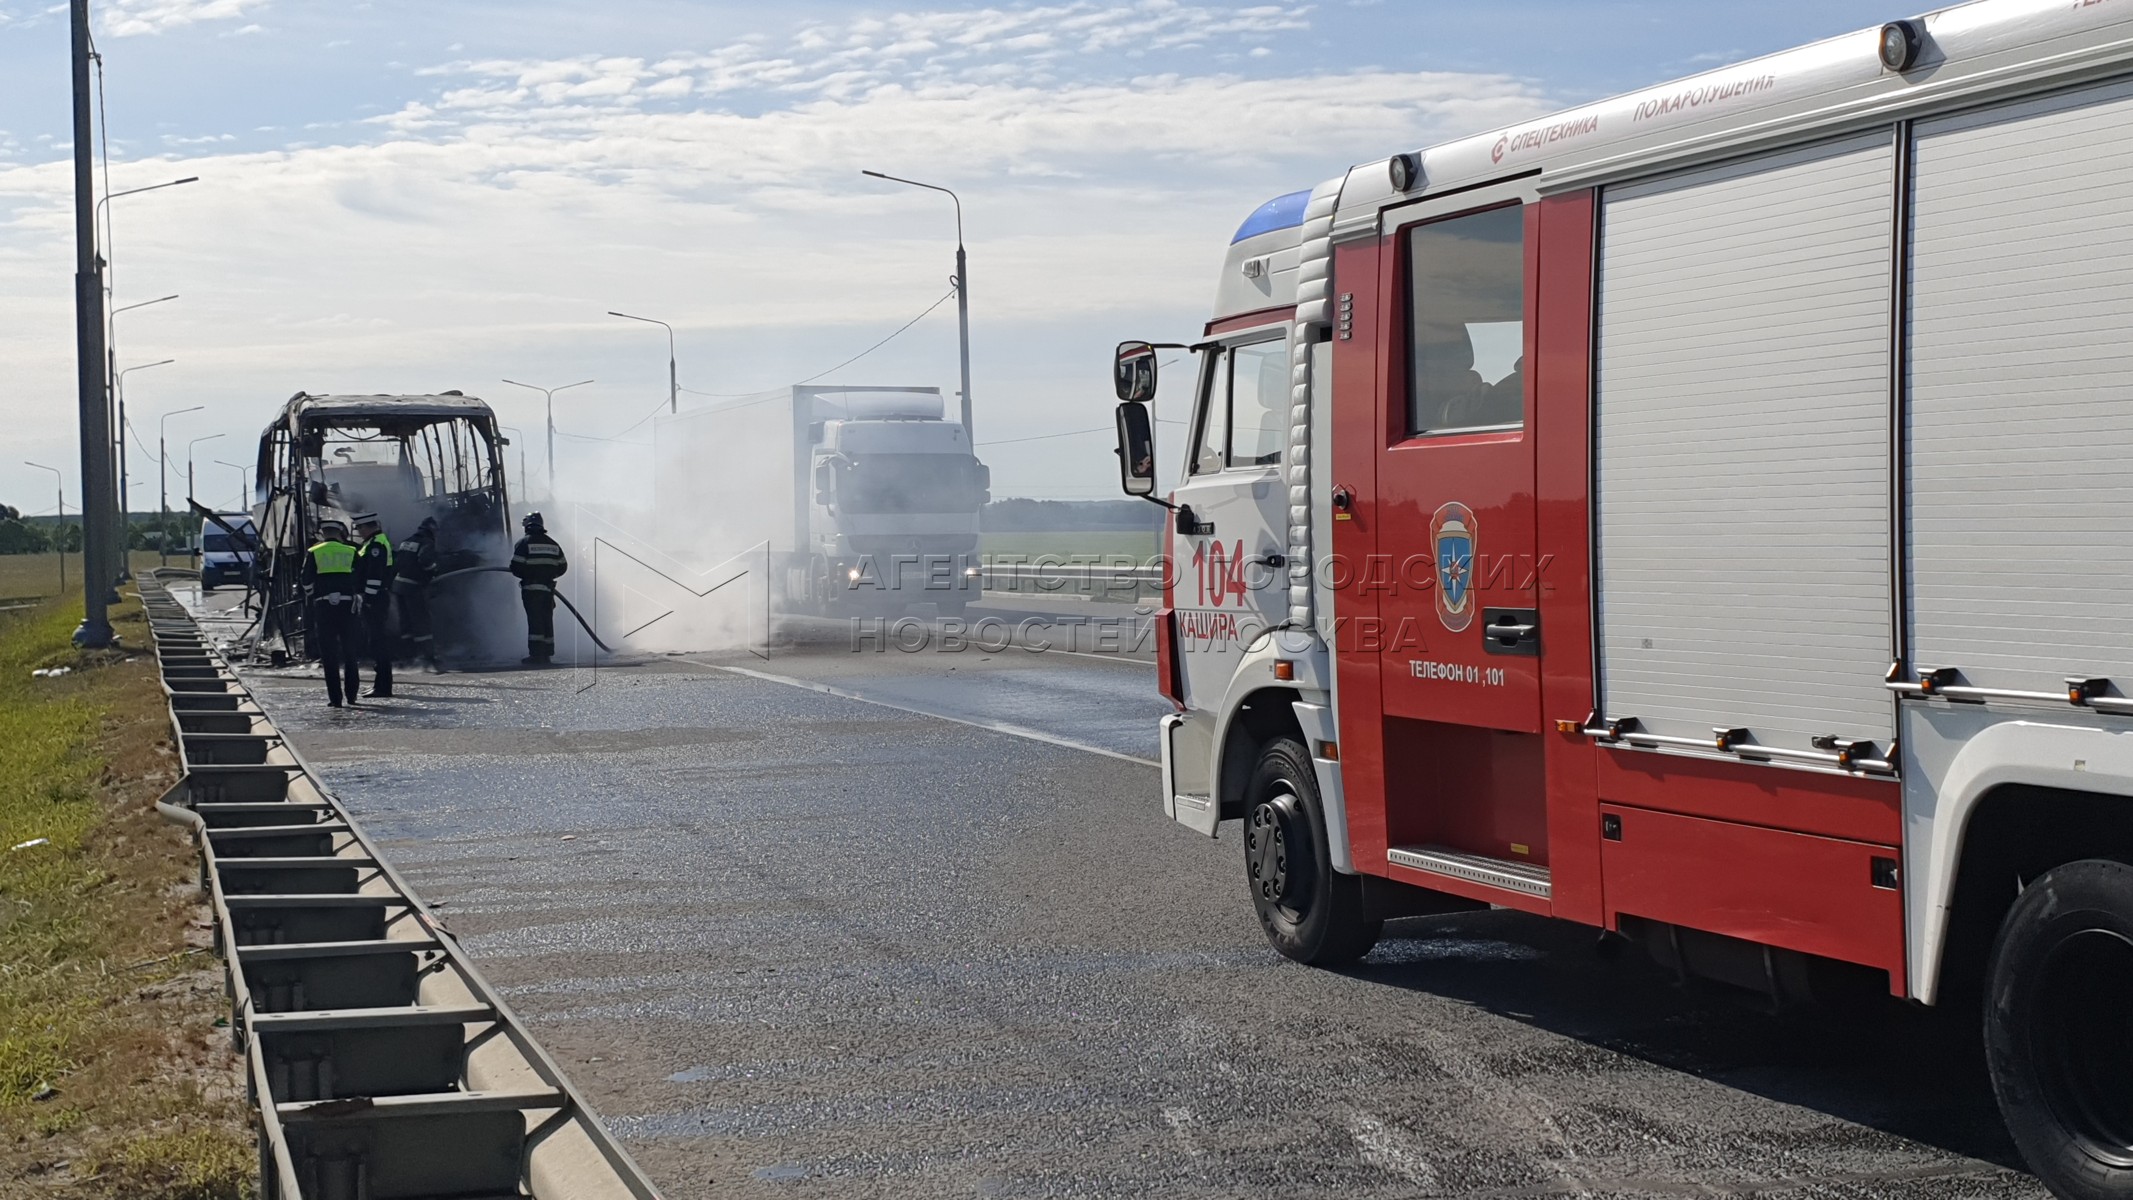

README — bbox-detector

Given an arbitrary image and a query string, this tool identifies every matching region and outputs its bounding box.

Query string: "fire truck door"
[1372,203,1542,735]
[1171,330,1295,710]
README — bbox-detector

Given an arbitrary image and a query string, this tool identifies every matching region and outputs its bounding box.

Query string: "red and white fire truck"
[1112,4,2133,1194]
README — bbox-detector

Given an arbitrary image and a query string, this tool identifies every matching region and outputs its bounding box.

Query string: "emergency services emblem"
[1431,502,1477,633]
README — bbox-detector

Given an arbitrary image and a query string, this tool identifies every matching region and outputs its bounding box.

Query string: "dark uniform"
[354,517,396,697]
[392,517,440,671]
[508,513,568,664]
[300,529,362,706]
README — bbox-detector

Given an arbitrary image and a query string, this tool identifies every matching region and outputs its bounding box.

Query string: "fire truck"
[1111,4,2133,1195]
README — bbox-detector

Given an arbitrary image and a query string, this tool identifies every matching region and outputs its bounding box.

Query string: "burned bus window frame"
[1403,203,1527,438]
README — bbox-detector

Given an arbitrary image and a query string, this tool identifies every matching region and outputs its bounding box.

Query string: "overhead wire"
[578,287,961,445]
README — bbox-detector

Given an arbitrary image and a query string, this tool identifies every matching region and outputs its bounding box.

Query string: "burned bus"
[253,392,518,664]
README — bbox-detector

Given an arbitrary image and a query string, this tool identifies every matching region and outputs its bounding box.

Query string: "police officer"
[299,518,363,707]
[352,513,396,698]
[508,511,568,665]
[392,516,441,672]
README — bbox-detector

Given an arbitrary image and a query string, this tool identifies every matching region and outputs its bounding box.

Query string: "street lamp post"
[498,425,530,499]
[25,462,64,595]
[158,405,204,565]
[100,172,195,582]
[607,312,676,415]
[185,433,224,561]
[862,170,974,441]
[213,460,250,514]
[499,378,594,492]
[114,350,175,560]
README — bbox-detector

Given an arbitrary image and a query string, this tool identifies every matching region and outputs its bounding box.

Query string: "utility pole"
[69,0,114,645]
[159,405,203,565]
[862,170,974,441]
[113,349,174,572]
[607,313,676,414]
[185,432,223,561]
[500,378,593,495]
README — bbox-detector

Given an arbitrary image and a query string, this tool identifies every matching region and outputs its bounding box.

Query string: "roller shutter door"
[1595,133,1895,754]
[1907,80,2133,693]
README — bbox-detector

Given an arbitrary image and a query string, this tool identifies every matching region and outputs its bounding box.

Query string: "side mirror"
[813,460,836,506]
[1115,341,1158,403]
[974,462,992,506]
[1115,402,1156,497]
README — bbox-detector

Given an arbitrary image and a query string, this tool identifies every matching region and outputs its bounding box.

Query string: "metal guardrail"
[138,574,663,1200]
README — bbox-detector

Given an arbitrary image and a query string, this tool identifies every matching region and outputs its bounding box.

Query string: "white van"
[199,513,256,592]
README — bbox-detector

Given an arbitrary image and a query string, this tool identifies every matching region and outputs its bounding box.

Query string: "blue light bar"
[1231,189,1312,245]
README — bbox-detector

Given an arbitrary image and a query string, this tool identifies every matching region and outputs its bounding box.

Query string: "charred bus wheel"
[1986,858,2133,1199]
[1244,737,1381,967]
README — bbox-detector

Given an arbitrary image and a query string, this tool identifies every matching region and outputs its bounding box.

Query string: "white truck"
[1111,5,2133,1197]
[654,385,988,615]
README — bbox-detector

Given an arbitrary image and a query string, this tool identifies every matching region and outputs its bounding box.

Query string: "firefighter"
[352,513,396,697]
[299,518,363,707]
[508,511,568,665]
[392,516,441,672]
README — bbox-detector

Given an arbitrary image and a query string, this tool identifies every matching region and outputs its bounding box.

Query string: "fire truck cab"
[1114,5,2133,1195]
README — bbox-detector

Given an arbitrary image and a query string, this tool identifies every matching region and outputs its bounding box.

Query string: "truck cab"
[806,389,989,613]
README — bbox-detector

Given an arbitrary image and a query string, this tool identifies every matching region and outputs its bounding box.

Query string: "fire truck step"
[1387,846,1552,899]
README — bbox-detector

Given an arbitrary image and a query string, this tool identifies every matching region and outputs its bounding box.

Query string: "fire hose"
[429,565,616,653]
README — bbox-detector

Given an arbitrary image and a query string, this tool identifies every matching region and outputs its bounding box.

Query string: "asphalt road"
[178,582,2045,1199]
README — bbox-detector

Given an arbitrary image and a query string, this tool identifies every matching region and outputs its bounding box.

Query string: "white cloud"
[101,0,270,37]
[0,8,1558,505]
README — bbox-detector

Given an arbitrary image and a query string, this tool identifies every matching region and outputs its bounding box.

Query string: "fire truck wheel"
[1985,858,2133,1200]
[1243,737,1382,967]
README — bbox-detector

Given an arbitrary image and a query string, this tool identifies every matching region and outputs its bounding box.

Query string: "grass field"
[0,552,178,607]
[0,584,249,1199]
[980,530,1161,562]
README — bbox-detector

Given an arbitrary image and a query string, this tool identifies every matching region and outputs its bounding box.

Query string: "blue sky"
[0,0,1907,514]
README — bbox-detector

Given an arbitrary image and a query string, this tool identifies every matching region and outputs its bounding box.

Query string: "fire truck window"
[1228,340,1289,467]
[1190,357,1229,476]
[1406,204,1525,436]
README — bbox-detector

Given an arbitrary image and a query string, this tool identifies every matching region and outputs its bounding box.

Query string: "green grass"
[0,589,251,1199]
[0,604,107,1110]
[981,530,1161,562]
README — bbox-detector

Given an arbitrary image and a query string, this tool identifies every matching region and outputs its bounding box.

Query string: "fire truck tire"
[1243,737,1382,967]
[1984,858,2133,1200]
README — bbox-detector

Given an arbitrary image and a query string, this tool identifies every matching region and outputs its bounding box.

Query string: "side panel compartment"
[1593,133,1896,758]
[1601,804,1906,987]
[1906,78,2133,694]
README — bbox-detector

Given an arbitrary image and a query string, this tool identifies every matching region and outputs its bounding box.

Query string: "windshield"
[202,532,250,554]
[834,454,984,515]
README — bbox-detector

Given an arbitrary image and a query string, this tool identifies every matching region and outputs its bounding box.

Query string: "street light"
[213,459,250,514]
[499,378,593,490]
[114,351,175,538]
[607,312,676,415]
[186,432,224,521]
[862,169,975,441]
[99,174,197,582]
[497,425,530,499]
[24,462,64,594]
[158,405,203,565]
[95,176,199,228]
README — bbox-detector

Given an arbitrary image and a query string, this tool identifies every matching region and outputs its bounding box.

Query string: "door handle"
[1482,607,1540,657]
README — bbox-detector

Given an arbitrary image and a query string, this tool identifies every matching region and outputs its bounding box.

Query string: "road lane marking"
[707,663,1161,767]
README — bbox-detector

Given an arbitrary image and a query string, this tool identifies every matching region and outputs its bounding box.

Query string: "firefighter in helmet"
[299,517,363,706]
[352,512,396,698]
[508,511,568,665]
[392,516,441,672]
